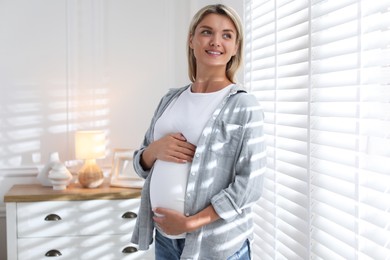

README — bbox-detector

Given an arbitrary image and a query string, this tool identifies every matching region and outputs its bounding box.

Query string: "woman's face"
[189,13,238,71]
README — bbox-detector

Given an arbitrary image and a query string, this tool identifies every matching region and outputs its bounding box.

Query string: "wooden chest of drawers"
[5,184,154,260]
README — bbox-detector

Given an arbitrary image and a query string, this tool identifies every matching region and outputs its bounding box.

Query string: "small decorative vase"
[48,162,73,190]
[37,152,61,186]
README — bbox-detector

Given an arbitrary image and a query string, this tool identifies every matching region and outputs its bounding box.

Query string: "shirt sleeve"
[211,93,266,221]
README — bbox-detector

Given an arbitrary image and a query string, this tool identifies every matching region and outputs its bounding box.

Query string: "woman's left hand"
[153,208,195,235]
[152,205,220,235]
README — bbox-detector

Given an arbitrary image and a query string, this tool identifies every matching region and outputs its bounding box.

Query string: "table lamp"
[75,130,105,188]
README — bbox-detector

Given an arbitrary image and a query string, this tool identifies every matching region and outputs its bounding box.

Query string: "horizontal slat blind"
[245,0,390,259]
[245,1,276,259]
[311,1,359,259]
[275,1,310,259]
[358,0,390,258]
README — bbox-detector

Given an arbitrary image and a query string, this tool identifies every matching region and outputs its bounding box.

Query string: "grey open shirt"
[131,84,266,259]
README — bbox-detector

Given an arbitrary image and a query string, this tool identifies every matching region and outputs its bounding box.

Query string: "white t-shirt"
[149,84,232,238]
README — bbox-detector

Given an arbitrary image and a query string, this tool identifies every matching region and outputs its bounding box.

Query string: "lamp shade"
[75,131,105,160]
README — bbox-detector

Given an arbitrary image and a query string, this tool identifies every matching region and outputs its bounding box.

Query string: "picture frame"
[110,148,144,188]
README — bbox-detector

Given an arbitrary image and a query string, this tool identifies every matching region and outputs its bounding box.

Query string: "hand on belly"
[152,207,190,236]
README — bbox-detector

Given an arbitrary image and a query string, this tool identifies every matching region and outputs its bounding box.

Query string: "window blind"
[244,0,390,259]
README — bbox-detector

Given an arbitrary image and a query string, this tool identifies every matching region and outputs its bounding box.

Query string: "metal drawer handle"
[122,246,138,254]
[44,214,62,221]
[122,211,137,219]
[45,249,62,257]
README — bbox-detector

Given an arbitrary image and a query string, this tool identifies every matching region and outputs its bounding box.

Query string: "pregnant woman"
[131,4,266,260]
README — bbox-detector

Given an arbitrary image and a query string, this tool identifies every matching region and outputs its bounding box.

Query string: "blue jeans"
[155,230,251,260]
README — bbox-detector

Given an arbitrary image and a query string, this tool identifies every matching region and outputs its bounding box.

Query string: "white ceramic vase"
[48,162,73,190]
[37,152,73,190]
[37,152,61,186]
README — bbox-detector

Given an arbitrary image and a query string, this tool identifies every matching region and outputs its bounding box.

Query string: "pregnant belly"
[150,160,190,215]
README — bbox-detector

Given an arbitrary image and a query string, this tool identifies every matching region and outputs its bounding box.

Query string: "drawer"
[17,199,140,237]
[18,234,154,260]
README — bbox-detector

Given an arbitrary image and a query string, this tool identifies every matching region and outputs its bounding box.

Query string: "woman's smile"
[205,50,223,56]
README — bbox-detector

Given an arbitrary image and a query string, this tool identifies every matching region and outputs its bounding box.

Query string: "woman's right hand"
[140,133,196,170]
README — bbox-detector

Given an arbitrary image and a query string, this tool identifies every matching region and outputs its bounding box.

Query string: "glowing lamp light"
[75,130,106,188]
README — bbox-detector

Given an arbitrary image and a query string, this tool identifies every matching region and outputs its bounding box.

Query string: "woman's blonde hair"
[187,4,243,83]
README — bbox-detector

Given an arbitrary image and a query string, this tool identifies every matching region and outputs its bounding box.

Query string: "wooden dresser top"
[4,183,142,202]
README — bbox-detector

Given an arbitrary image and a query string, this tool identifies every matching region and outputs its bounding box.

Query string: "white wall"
[0,0,190,168]
[0,0,243,258]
